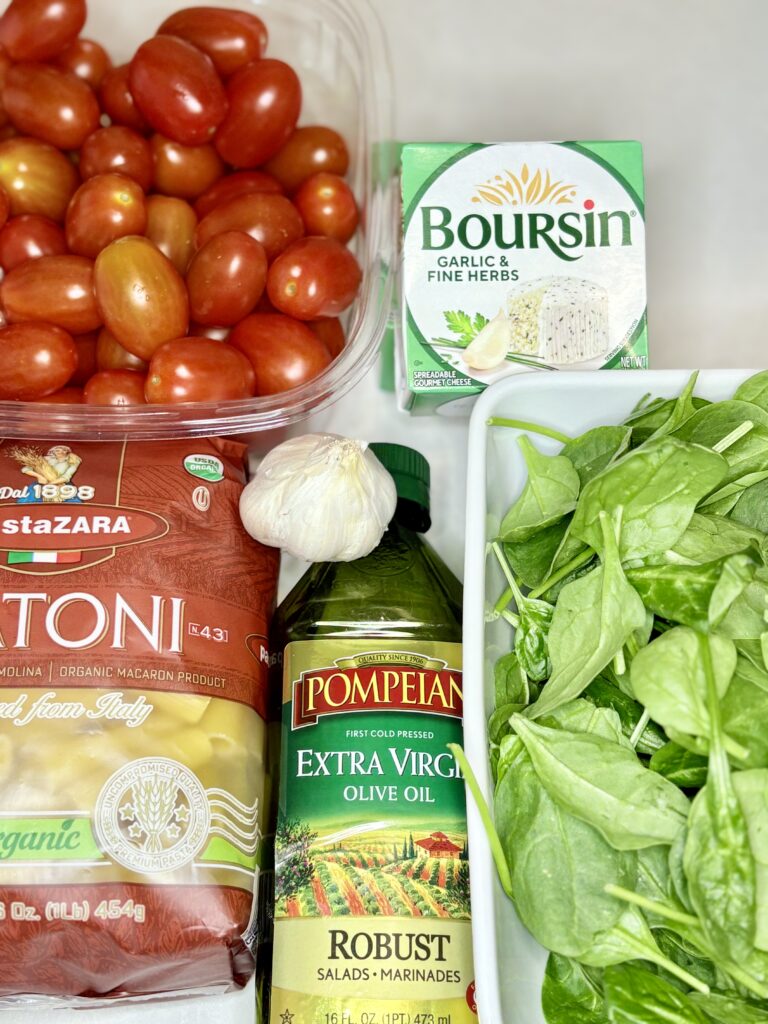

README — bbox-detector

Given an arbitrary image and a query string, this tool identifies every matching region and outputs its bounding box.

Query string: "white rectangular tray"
[462,368,757,1024]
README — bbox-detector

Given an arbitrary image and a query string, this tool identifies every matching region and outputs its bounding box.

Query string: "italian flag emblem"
[7,550,82,565]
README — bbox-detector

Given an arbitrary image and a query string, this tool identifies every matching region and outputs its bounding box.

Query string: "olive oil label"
[271,639,476,1024]
[399,141,648,414]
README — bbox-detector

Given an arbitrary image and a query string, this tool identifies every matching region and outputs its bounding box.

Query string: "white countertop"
[5,0,766,1020]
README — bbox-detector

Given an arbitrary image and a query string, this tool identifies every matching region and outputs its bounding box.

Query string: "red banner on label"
[292,662,463,728]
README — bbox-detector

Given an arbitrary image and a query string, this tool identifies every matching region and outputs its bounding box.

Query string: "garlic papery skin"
[463,307,512,370]
[239,433,398,563]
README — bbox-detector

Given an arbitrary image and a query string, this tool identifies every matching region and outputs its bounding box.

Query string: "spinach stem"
[486,417,572,445]
[604,885,700,928]
[629,708,651,749]
[719,960,768,1001]
[713,420,754,453]
[494,586,513,615]
[502,609,520,630]
[527,548,594,601]
[448,744,514,901]
[625,938,709,994]
[613,649,627,678]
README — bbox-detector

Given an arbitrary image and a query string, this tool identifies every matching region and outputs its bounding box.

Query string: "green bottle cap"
[369,443,430,513]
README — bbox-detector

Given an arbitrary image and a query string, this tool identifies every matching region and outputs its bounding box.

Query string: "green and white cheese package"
[399,142,648,414]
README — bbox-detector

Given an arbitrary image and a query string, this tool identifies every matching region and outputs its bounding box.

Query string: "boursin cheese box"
[398,141,648,413]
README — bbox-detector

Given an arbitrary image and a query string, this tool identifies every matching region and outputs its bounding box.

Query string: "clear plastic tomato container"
[0,0,396,441]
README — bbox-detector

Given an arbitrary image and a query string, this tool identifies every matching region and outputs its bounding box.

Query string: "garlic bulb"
[463,307,511,370]
[239,433,397,562]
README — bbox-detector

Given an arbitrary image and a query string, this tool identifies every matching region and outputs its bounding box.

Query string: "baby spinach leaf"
[674,401,768,485]
[540,697,629,747]
[650,743,709,789]
[709,553,759,627]
[494,651,529,707]
[562,426,632,486]
[627,562,726,631]
[514,592,554,682]
[542,954,607,1024]
[720,574,768,640]
[630,627,737,746]
[503,519,570,588]
[733,770,768,952]
[530,515,647,720]
[646,371,701,441]
[584,677,667,755]
[653,929,719,992]
[690,991,768,1023]
[499,436,580,542]
[733,479,768,534]
[495,747,636,957]
[668,513,766,566]
[488,702,525,745]
[637,845,673,904]
[624,394,710,448]
[683,634,757,964]
[669,826,693,911]
[735,370,768,413]
[721,664,768,769]
[603,962,710,1023]
[570,437,727,562]
[511,715,690,850]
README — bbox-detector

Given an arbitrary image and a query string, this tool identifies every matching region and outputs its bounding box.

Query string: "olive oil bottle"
[268,444,475,1024]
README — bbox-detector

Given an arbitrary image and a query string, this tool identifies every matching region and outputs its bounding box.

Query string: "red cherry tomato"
[37,385,82,403]
[129,36,227,147]
[65,174,147,259]
[96,326,148,372]
[215,59,301,168]
[264,125,350,193]
[0,137,79,221]
[157,7,267,77]
[194,169,282,219]
[145,195,197,274]
[0,214,67,271]
[230,313,331,395]
[84,368,147,405]
[98,64,148,133]
[294,172,359,243]
[146,337,256,404]
[195,192,303,261]
[0,0,85,62]
[2,254,100,333]
[186,231,267,326]
[267,237,362,319]
[151,134,224,200]
[0,321,77,399]
[94,236,189,360]
[308,317,345,358]
[3,63,100,150]
[80,126,153,192]
[56,37,113,89]
[190,322,230,341]
[69,330,98,386]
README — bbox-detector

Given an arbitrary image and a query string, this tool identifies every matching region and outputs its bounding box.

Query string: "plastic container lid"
[369,442,430,512]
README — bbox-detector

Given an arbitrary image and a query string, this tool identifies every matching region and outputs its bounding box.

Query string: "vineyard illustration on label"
[275,818,470,921]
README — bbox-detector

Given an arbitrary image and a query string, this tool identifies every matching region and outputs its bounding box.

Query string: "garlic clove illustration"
[463,308,511,370]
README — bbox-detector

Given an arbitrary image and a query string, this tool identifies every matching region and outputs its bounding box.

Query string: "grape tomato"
[84,368,147,405]
[264,125,350,193]
[145,195,197,274]
[294,172,359,242]
[96,327,148,373]
[37,385,83,403]
[0,214,67,270]
[186,230,267,326]
[69,330,98,386]
[0,321,78,399]
[0,0,86,62]
[146,337,256,404]
[56,37,113,89]
[80,126,154,191]
[65,173,147,259]
[267,236,362,320]
[0,136,79,220]
[94,235,189,360]
[215,58,301,168]
[3,62,101,150]
[129,36,227,146]
[98,64,148,132]
[195,191,303,261]
[194,169,282,219]
[1,254,101,333]
[151,135,225,200]
[157,7,268,77]
[230,312,331,396]
[309,317,345,359]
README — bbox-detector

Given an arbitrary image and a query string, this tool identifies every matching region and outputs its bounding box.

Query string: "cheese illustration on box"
[399,141,648,413]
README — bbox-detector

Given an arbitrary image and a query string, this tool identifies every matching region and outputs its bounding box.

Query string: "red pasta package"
[0,438,278,1001]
